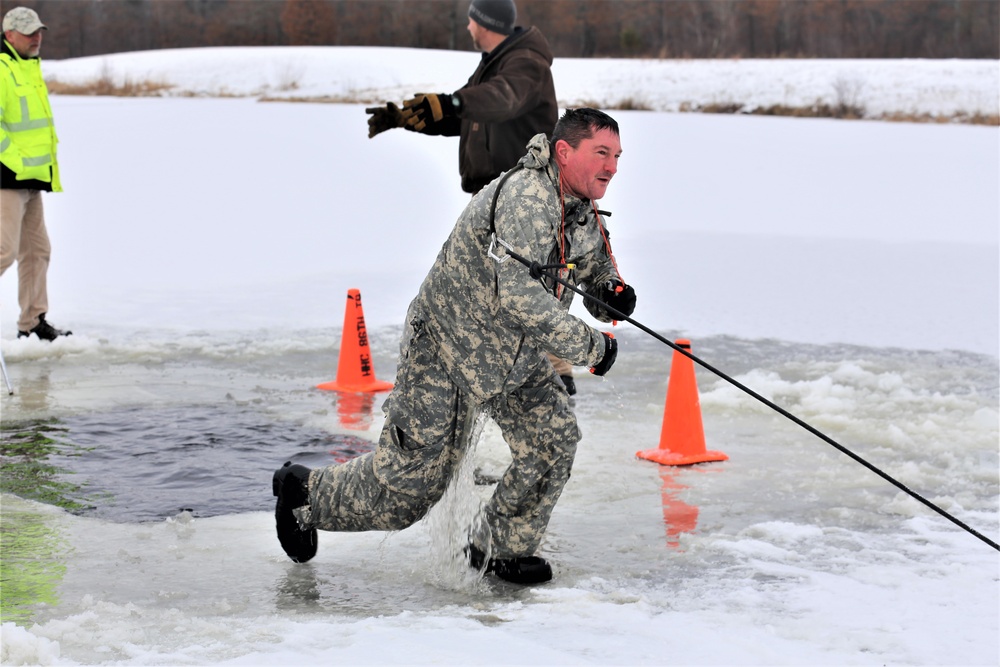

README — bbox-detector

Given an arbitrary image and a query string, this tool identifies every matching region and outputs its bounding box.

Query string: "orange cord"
[554,181,626,313]
[556,175,568,300]
[593,201,623,286]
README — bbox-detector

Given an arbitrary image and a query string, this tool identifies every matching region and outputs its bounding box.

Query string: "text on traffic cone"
[317,288,394,393]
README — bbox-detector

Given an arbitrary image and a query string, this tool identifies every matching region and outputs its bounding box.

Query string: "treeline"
[2,0,997,60]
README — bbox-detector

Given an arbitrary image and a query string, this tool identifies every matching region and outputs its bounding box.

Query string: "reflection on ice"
[330,391,378,433]
[657,466,713,549]
[0,498,69,626]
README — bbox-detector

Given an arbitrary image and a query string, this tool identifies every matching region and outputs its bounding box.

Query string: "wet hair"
[551,108,620,149]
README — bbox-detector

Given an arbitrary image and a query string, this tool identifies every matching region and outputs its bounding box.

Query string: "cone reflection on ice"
[636,339,728,466]
[335,391,376,431]
[317,288,394,393]
[658,467,700,548]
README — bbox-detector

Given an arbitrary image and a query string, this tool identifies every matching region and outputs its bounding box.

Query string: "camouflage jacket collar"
[520,133,593,220]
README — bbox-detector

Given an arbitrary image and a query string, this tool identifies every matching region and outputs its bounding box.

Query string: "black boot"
[18,313,72,341]
[468,544,553,585]
[272,461,317,563]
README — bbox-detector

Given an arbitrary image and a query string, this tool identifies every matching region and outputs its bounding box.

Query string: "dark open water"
[2,403,375,523]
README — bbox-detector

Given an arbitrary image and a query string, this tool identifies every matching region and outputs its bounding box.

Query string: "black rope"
[499,246,999,553]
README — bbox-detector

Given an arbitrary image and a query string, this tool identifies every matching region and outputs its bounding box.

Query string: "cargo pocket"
[373,424,453,504]
[383,324,458,442]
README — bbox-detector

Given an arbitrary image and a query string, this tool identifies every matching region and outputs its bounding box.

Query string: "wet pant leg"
[482,362,580,558]
[300,325,477,532]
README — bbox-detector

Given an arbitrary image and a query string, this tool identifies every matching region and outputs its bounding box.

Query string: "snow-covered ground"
[0,47,997,666]
[45,46,999,119]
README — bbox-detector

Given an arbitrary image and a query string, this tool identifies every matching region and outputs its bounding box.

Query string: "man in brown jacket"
[367,0,557,195]
[367,0,580,392]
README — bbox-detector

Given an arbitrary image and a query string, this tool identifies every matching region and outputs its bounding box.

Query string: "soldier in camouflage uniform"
[273,108,636,584]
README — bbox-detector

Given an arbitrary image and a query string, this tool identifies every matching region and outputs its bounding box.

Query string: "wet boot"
[467,544,553,585]
[272,461,317,563]
[18,313,72,341]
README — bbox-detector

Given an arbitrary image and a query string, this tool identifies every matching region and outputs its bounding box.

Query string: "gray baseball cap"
[3,7,47,34]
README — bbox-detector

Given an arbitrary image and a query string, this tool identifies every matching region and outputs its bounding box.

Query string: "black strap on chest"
[487,164,577,282]
[488,164,524,235]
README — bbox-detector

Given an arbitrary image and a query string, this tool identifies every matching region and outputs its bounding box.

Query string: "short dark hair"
[551,108,619,149]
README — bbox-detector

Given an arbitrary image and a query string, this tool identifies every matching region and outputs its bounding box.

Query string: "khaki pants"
[300,322,580,559]
[1,189,50,332]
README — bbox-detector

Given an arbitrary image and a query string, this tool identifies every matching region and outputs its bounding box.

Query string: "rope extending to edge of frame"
[496,242,999,553]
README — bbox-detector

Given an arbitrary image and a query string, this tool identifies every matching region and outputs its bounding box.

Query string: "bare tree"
[281,0,337,46]
[10,0,996,59]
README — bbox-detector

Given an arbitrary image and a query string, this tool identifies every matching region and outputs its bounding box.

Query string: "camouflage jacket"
[407,133,623,401]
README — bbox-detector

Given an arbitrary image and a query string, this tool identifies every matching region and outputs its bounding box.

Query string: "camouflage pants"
[299,324,580,559]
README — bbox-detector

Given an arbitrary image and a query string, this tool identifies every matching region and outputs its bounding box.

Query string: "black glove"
[401,93,456,132]
[589,333,618,377]
[365,102,404,138]
[602,280,636,319]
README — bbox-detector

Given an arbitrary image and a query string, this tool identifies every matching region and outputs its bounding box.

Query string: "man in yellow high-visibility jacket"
[1,6,70,341]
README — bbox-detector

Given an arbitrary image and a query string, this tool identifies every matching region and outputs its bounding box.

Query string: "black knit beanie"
[468,0,516,36]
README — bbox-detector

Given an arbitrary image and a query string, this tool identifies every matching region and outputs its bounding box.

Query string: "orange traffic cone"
[317,288,394,393]
[636,339,728,466]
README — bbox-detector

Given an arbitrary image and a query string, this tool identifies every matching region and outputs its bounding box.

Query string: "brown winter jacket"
[420,26,558,194]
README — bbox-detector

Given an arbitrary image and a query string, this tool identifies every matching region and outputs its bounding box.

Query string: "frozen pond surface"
[2,326,997,665]
[1,49,997,665]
